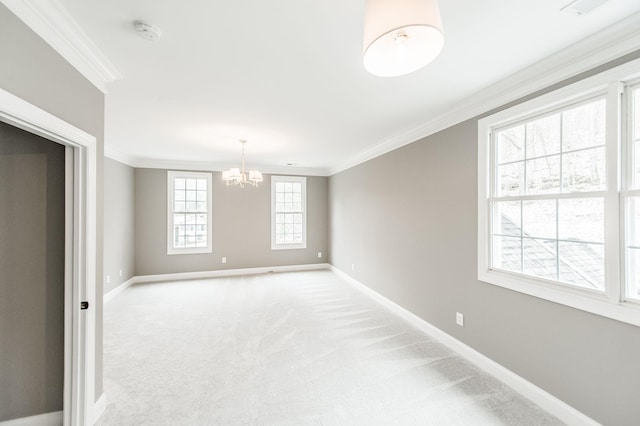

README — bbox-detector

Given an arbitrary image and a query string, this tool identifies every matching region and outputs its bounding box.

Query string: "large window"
[167,171,212,255]
[271,176,306,250]
[478,59,640,326]
[492,97,606,291]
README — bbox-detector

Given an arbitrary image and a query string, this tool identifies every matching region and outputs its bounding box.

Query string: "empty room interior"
[2,0,640,425]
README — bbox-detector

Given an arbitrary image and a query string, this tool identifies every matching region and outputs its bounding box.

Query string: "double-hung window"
[271,176,306,250]
[167,171,212,255]
[478,58,640,326]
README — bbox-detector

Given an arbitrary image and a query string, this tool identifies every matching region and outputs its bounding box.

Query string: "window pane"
[558,198,604,243]
[186,179,196,190]
[196,190,207,202]
[526,114,561,159]
[626,247,640,301]
[633,89,640,189]
[196,179,206,190]
[523,238,557,281]
[175,190,185,201]
[492,236,521,273]
[174,201,186,212]
[284,182,292,192]
[186,190,196,201]
[493,201,521,236]
[562,99,606,151]
[562,147,605,192]
[526,156,560,194]
[558,242,604,291]
[497,162,523,196]
[627,197,640,247]
[633,141,640,189]
[523,200,556,239]
[497,125,524,164]
[175,178,185,190]
[634,88,640,140]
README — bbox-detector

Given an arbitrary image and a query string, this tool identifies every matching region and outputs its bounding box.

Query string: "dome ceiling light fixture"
[362,0,444,77]
[222,139,263,188]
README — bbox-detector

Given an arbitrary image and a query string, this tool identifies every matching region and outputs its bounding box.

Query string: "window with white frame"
[271,176,306,250]
[167,171,212,255]
[478,59,640,326]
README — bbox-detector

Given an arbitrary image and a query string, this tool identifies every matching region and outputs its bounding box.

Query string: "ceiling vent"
[134,21,162,41]
[561,0,608,16]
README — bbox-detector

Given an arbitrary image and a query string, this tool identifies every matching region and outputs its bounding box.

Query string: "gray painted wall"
[329,54,640,425]
[104,158,136,294]
[135,169,328,276]
[0,4,106,402]
[0,124,65,422]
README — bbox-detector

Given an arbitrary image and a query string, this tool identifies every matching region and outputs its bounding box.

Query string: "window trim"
[271,175,307,250]
[167,170,213,255]
[478,58,640,327]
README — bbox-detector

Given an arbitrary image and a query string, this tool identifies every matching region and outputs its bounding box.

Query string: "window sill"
[271,244,307,251]
[167,247,212,255]
[478,268,640,327]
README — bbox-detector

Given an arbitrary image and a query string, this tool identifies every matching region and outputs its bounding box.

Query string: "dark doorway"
[0,121,66,421]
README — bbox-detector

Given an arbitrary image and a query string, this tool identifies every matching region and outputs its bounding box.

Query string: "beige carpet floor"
[97,270,562,425]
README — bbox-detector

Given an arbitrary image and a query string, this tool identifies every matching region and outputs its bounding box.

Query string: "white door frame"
[0,88,97,426]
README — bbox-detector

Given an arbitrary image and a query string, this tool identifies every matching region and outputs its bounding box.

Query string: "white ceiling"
[54,0,640,174]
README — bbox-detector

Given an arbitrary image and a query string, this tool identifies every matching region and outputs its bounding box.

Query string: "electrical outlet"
[222,257,227,264]
[351,264,355,271]
[119,269,123,277]
[106,275,110,284]
[318,252,322,258]
[456,312,464,327]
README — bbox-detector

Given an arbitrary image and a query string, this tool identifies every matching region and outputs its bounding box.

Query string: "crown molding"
[2,0,122,93]
[104,144,137,167]
[329,12,640,175]
[103,146,330,176]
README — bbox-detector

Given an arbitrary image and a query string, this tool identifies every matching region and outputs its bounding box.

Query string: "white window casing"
[167,170,213,255]
[271,175,307,250]
[478,58,640,327]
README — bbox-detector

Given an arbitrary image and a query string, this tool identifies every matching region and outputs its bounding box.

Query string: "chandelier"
[222,139,263,187]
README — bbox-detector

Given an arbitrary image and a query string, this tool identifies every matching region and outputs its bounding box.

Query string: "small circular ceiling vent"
[134,21,162,41]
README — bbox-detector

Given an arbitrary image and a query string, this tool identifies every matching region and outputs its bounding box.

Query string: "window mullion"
[605,81,623,304]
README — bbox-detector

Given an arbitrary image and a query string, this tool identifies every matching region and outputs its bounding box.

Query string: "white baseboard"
[133,263,330,284]
[92,393,107,424]
[329,265,599,426]
[103,277,135,304]
[104,263,331,303]
[0,411,62,426]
